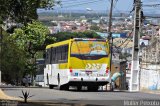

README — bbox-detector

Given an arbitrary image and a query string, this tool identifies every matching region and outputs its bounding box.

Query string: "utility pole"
[108,0,114,37]
[130,0,142,91]
[107,0,114,91]
[108,0,113,71]
[0,27,2,85]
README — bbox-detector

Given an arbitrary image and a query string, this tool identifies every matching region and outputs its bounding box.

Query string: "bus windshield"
[71,40,109,56]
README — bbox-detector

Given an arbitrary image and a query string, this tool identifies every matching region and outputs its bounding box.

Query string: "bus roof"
[46,38,108,49]
[73,38,107,41]
[46,39,71,49]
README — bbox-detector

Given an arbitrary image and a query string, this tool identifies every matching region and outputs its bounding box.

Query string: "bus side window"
[59,46,63,61]
[55,47,59,63]
[64,45,68,62]
[51,45,69,64]
[51,47,56,64]
[46,48,51,64]
[61,46,65,62]
[61,45,68,63]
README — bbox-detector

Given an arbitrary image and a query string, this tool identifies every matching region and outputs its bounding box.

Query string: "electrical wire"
[57,0,93,3]
[106,0,134,52]
[112,30,133,59]
[55,0,106,9]
[116,33,132,48]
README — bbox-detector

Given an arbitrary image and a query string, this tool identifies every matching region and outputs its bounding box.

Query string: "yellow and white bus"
[44,38,111,91]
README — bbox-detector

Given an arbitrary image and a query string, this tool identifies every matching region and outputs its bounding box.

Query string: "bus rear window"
[71,41,109,56]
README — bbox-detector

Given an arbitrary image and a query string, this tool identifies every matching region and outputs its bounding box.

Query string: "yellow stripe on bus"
[70,57,110,69]
[46,39,72,49]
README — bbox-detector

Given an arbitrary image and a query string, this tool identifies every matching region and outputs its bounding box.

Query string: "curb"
[141,90,160,95]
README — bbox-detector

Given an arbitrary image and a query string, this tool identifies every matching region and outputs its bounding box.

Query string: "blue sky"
[38,0,133,13]
[38,0,160,14]
[54,0,133,12]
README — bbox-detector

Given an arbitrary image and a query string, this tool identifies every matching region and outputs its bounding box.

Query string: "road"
[2,87,160,106]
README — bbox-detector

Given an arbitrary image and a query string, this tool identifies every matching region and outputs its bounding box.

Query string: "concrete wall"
[140,64,160,90]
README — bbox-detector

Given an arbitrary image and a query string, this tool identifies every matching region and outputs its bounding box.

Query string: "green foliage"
[10,21,55,79]
[0,17,3,24]
[90,25,100,31]
[0,0,55,24]
[11,21,55,57]
[0,29,27,84]
[36,51,44,59]
[52,31,102,42]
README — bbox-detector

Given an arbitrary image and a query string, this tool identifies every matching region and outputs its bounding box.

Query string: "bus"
[44,38,111,91]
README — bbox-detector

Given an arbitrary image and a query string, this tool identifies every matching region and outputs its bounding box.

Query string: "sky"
[38,0,160,14]
[38,0,133,13]
[56,0,133,11]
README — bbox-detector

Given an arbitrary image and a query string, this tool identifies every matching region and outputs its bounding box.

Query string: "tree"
[0,0,55,24]
[0,29,27,84]
[11,21,55,80]
[90,25,100,31]
[12,21,55,56]
[51,31,102,42]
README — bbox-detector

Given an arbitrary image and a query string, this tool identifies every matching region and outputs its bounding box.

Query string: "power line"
[57,0,93,3]
[113,30,133,49]
[145,16,160,18]
[116,34,133,48]
[55,0,106,8]
[143,3,160,7]
[57,0,79,2]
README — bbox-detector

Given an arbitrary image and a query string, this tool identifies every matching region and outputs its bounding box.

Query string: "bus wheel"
[57,74,60,89]
[60,84,69,90]
[88,86,98,91]
[77,86,82,91]
[49,85,54,89]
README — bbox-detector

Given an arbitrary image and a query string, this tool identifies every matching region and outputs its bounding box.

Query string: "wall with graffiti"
[140,65,160,90]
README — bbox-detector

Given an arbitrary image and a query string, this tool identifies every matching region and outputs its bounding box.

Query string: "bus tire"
[88,86,98,91]
[49,85,54,89]
[57,74,60,89]
[77,86,82,91]
[60,84,69,90]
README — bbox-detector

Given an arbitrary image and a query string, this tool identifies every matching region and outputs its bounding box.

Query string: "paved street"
[1,87,160,106]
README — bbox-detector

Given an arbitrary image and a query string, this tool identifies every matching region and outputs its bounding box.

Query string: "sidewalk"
[141,89,160,95]
[111,89,160,94]
[0,89,21,100]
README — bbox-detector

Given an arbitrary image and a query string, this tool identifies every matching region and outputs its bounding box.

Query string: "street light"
[86,8,92,11]
[86,8,101,19]
[86,8,107,28]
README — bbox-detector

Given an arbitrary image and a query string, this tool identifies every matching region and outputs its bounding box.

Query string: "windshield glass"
[71,40,109,56]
